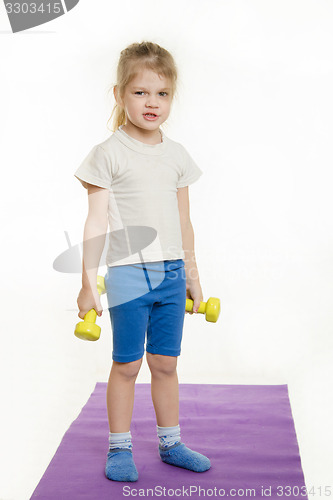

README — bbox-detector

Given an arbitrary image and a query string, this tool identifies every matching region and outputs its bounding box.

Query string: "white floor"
[1,352,332,499]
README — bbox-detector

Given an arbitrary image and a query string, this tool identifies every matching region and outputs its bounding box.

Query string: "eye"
[134,91,145,96]
[159,92,168,97]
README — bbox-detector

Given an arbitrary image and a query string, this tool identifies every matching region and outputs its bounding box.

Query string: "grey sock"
[109,431,133,451]
[157,424,181,448]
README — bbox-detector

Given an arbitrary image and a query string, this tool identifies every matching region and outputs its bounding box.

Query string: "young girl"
[75,41,211,482]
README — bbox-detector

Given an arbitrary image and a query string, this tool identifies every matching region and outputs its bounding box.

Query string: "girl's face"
[116,68,173,138]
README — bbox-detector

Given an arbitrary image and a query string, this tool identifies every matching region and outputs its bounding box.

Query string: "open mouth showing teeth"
[144,113,157,117]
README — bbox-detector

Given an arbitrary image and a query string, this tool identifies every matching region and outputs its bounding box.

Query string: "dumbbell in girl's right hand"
[77,287,103,319]
[75,277,106,341]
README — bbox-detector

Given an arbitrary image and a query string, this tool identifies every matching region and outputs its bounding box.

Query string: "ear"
[113,85,123,106]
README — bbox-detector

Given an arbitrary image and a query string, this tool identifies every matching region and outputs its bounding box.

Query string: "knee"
[112,358,142,380]
[146,353,177,377]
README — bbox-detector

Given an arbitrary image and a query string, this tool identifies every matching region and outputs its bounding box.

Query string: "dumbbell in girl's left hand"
[185,297,221,322]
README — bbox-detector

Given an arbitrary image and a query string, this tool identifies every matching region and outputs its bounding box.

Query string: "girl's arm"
[177,186,203,313]
[77,183,109,319]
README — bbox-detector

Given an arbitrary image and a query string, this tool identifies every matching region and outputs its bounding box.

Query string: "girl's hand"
[185,280,203,315]
[77,286,103,320]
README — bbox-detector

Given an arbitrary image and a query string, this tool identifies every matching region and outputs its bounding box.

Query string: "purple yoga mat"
[31,383,307,500]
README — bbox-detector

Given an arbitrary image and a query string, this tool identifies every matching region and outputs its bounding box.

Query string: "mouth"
[143,113,159,120]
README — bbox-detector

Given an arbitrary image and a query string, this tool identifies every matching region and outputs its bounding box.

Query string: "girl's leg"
[106,358,143,432]
[146,353,179,426]
[146,352,211,473]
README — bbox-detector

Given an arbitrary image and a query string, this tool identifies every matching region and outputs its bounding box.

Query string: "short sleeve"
[74,145,112,190]
[177,145,203,188]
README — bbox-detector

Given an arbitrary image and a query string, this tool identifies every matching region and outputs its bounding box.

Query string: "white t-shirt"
[74,125,203,267]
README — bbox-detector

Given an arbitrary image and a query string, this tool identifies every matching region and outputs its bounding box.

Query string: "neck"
[121,124,162,145]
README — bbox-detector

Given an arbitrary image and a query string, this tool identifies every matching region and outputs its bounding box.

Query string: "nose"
[145,94,158,108]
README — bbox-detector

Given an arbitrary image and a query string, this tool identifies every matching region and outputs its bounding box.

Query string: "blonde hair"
[107,41,178,132]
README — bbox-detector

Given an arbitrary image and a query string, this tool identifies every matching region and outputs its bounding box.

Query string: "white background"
[0,0,332,498]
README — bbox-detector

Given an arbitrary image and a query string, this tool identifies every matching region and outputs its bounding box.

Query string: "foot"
[159,442,211,472]
[105,448,138,482]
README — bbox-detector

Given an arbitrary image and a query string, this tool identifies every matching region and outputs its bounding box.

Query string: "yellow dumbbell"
[74,276,106,341]
[185,297,220,322]
[75,276,220,342]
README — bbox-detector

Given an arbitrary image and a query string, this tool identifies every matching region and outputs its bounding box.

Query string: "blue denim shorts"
[104,259,186,363]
